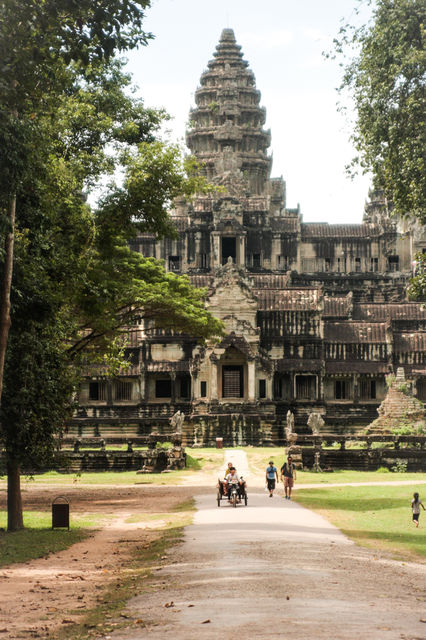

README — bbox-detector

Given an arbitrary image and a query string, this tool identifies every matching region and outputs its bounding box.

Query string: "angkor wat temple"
[75,29,425,444]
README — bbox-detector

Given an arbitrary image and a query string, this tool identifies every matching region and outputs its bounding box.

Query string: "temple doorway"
[222,365,244,398]
[222,237,236,264]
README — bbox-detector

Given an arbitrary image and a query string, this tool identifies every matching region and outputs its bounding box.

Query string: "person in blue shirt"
[265,461,279,498]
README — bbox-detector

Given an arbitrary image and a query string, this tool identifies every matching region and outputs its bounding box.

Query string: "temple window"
[179,376,191,399]
[115,380,132,401]
[360,379,376,400]
[388,255,399,272]
[259,379,266,398]
[155,379,172,398]
[222,365,244,398]
[200,253,208,268]
[355,257,361,273]
[295,375,316,400]
[325,258,331,272]
[89,381,107,401]
[200,381,207,397]
[247,253,261,268]
[168,256,181,272]
[370,258,378,272]
[277,255,289,270]
[334,380,349,399]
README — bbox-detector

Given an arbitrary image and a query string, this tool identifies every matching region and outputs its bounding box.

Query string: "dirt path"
[100,452,426,640]
[0,485,198,639]
[1,455,425,639]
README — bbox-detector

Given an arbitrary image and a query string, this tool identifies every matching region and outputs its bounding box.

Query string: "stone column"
[170,373,176,404]
[248,360,256,401]
[353,373,359,404]
[210,362,218,400]
[266,376,273,400]
[211,232,221,268]
[139,373,147,401]
[238,235,246,267]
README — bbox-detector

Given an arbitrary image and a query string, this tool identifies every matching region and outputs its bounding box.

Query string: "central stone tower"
[186,28,272,196]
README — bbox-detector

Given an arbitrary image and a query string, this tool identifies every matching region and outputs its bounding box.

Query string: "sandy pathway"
[103,452,426,640]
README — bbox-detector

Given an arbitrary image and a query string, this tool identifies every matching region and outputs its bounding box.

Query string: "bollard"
[52,496,70,530]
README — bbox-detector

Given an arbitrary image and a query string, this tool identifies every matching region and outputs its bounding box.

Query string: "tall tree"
[332,0,425,223]
[0,6,222,531]
[0,0,153,404]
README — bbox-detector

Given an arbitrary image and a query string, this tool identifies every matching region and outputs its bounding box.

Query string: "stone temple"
[75,29,426,444]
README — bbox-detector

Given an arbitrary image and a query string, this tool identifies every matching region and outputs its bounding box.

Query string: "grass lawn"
[295,484,426,561]
[0,511,100,567]
[243,448,424,484]
[0,448,225,487]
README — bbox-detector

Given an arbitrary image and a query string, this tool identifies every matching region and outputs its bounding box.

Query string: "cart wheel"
[217,491,221,507]
[244,493,248,506]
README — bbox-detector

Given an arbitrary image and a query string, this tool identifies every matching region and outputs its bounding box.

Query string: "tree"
[0,0,153,404]
[0,7,222,531]
[332,0,425,223]
[408,251,426,301]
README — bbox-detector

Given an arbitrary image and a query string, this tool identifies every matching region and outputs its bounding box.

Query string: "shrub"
[155,441,173,450]
[377,466,390,473]
[391,459,408,473]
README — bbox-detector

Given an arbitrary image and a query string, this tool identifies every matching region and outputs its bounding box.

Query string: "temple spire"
[186,28,271,195]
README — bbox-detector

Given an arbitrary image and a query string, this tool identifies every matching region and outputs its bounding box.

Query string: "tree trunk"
[0,195,16,405]
[7,457,24,531]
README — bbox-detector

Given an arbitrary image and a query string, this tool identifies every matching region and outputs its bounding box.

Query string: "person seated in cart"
[221,461,234,495]
[225,467,242,502]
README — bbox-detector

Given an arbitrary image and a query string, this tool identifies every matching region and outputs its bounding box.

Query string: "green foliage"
[376,466,390,472]
[0,511,96,566]
[155,441,173,450]
[0,2,224,530]
[332,0,425,222]
[391,459,408,473]
[208,101,219,114]
[408,251,426,301]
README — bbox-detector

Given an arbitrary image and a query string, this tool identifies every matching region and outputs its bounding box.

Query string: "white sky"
[125,0,373,223]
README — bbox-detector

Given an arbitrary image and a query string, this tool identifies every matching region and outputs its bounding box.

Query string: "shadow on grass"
[297,494,412,512]
[0,527,91,567]
[341,527,426,555]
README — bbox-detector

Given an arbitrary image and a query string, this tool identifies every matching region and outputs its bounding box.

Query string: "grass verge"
[0,511,99,567]
[244,447,425,485]
[4,448,224,487]
[49,498,195,640]
[295,484,426,561]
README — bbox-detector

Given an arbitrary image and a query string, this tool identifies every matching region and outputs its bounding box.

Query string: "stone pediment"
[208,259,258,332]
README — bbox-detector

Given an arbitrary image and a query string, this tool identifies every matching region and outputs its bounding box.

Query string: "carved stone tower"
[186,28,272,196]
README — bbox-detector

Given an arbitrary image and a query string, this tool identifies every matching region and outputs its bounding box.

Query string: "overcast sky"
[125,0,373,223]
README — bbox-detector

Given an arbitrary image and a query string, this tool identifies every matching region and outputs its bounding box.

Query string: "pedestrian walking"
[411,492,425,527]
[280,455,296,500]
[265,461,278,498]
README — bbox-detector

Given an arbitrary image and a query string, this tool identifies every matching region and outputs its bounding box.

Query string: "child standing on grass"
[411,492,425,527]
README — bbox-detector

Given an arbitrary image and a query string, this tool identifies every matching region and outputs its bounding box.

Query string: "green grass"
[0,448,224,487]
[296,469,425,484]
[243,448,424,484]
[0,511,100,567]
[295,484,426,560]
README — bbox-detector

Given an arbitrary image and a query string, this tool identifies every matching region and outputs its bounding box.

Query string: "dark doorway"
[417,378,426,402]
[222,365,243,398]
[222,237,236,265]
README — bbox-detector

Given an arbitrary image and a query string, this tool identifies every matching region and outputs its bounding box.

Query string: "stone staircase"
[367,368,425,433]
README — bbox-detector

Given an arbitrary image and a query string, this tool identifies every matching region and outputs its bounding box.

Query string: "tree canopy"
[0,2,223,530]
[332,0,425,223]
